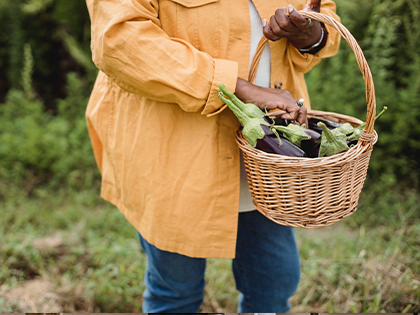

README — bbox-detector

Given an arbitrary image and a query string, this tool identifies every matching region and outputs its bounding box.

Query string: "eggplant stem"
[219,84,244,108]
[265,110,282,146]
[219,84,265,119]
[217,91,249,126]
[374,106,388,121]
[318,122,334,141]
[270,126,282,146]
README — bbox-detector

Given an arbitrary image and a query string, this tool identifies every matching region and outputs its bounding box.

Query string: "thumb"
[304,0,321,12]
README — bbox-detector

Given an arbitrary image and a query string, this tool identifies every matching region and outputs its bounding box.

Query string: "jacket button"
[274,80,282,89]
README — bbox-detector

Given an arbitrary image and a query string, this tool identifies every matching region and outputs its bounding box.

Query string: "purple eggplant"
[346,139,358,149]
[269,122,321,157]
[301,128,322,157]
[308,117,341,134]
[217,91,306,157]
[257,125,306,157]
[309,118,355,136]
[264,116,290,127]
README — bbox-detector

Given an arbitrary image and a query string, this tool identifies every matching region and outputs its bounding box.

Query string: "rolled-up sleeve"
[288,0,341,73]
[86,0,238,114]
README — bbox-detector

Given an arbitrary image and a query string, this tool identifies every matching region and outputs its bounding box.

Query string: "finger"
[311,0,322,11]
[263,19,282,41]
[296,107,308,126]
[269,15,282,35]
[264,15,288,40]
[280,107,299,121]
[280,107,307,125]
[274,7,295,32]
[280,112,296,121]
[287,5,311,29]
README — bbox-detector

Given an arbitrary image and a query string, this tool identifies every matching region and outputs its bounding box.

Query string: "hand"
[235,78,308,126]
[263,0,322,49]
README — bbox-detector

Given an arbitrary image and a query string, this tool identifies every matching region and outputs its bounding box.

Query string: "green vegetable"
[347,106,388,141]
[217,91,269,147]
[271,123,311,147]
[318,122,350,157]
[218,84,265,119]
[337,123,355,135]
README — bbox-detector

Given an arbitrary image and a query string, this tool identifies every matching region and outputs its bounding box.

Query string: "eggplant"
[347,139,358,148]
[310,146,320,158]
[271,123,310,145]
[257,125,306,157]
[310,107,388,142]
[308,117,341,134]
[309,118,356,138]
[217,90,306,157]
[264,115,290,127]
[301,128,321,157]
[268,121,321,157]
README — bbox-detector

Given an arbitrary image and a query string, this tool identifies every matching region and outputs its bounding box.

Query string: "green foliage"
[0,72,99,192]
[293,212,420,313]
[59,29,98,83]
[0,0,95,106]
[21,43,35,99]
[0,187,146,312]
[0,90,65,172]
[0,186,418,312]
[21,0,54,14]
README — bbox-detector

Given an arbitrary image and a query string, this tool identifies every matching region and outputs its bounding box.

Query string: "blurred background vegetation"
[0,0,419,312]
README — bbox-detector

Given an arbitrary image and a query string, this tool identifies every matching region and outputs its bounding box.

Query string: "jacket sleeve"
[86,0,238,115]
[288,0,341,73]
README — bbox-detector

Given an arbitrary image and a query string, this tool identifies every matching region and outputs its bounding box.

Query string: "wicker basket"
[237,11,378,228]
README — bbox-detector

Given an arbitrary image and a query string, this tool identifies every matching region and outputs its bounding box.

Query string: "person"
[85,0,341,312]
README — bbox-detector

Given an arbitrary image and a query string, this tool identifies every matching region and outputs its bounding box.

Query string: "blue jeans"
[138,210,301,313]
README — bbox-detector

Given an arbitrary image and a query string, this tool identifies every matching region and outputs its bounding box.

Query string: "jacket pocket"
[159,0,221,56]
[168,0,218,8]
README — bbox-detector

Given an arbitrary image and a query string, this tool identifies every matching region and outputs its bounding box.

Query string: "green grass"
[0,183,419,312]
[0,185,145,312]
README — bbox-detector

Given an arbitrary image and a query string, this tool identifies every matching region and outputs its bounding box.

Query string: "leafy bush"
[0,0,99,193]
[0,73,99,193]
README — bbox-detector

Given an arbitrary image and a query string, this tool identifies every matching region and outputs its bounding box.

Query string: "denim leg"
[137,232,206,313]
[232,210,301,313]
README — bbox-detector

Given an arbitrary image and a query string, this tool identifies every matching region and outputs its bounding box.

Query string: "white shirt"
[238,0,272,212]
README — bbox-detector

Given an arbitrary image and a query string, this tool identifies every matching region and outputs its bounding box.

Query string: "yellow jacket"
[86,0,341,258]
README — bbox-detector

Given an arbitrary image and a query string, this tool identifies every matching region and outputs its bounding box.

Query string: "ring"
[296,98,304,107]
[307,18,312,26]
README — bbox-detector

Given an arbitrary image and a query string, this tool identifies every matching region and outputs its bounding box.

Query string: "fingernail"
[288,4,294,13]
[263,18,267,27]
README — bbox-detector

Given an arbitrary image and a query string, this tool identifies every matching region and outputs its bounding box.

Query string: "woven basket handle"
[249,11,376,139]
